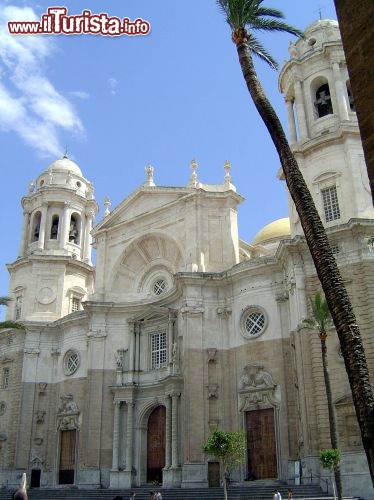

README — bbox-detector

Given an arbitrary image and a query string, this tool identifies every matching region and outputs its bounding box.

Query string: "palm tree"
[302,293,342,500]
[0,297,24,330]
[217,0,374,484]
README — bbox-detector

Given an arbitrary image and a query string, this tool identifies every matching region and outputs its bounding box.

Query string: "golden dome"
[252,217,291,245]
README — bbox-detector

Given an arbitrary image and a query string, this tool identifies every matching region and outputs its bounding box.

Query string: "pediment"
[93,186,190,234]
[130,305,177,324]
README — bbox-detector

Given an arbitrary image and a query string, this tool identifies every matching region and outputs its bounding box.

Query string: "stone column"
[19,210,30,257]
[112,400,121,470]
[125,402,135,472]
[164,396,172,469]
[38,202,48,250]
[332,61,349,121]
[171,393,179,468]
[128,322,136,383]
[83,209,94,264]
[285,98,297,143]
[294,80,309,141]
[60,202,70,248]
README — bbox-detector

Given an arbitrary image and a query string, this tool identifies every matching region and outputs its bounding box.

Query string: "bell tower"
[7,156,99,322]
[279,19,374,237]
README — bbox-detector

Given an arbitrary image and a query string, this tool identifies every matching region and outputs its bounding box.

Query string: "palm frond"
[300,317,317,329]
[0,297,12,306]
[256,7,284,19]
[217,0,302,69]
[307,293,333,331]
[246,33,278,69]
[249,18,303,38]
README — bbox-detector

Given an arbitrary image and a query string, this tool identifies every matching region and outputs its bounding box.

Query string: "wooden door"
[246,408,277,479]
[147,406,166,484]
[59,429,76,484]
[208,461,220,487]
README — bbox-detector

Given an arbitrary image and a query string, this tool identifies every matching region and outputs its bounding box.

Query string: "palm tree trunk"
[234,37,374,484]
[320,333,343,500]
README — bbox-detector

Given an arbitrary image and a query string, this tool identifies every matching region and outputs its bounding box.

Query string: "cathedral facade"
[1,20,373,500]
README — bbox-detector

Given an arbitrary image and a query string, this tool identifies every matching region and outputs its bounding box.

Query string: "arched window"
[68,214,80,244]
[31,211,41,242]
[315,83,333,118]
[346,81,355,112]
[50,215,59,239]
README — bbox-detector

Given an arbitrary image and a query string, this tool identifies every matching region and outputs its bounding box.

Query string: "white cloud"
[108,77,118,95]
[68,90,90,100]
[0,5,85,158]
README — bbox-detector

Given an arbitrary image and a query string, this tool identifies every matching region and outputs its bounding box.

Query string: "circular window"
[241,307,267,339]
[64,350,80,376]
[153,278,168,296]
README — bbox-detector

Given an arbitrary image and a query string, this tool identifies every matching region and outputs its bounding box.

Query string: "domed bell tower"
[279,20,374,237]
[7,156,98,322]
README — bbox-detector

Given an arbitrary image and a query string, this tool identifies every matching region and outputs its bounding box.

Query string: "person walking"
[287,488,293,499]
[273,489,282,500]
[13,474,28,500]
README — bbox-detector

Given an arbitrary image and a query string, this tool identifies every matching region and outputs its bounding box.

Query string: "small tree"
[320,448,341,500]
[203,428,246,500]
[0,297,24,330]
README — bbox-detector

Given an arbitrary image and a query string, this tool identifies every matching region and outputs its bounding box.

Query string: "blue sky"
[0,0,338,302]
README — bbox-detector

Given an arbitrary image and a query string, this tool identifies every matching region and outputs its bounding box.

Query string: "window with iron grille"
[322,186,341,222]
[64,350,80,376]
[2,368,10,389]
[244,311,266,336]
[241,306,268,339]
[153,279,168,296]
[71,297,80,313]
[151,331,167,369]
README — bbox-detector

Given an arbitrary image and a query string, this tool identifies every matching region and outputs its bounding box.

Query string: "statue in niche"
[115,349,126,370]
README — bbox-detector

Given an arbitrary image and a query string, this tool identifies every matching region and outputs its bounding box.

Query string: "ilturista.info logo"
[7,7,151,36]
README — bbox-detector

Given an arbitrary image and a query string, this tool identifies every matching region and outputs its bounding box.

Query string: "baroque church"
[1,19,374,500]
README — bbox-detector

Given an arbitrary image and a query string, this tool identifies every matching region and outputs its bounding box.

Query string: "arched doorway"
[147,406,166,484]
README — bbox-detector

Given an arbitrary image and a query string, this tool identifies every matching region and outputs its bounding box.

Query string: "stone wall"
[334,0,374,203]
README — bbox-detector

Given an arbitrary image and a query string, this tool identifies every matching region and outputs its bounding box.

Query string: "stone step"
[0,484,338,500]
